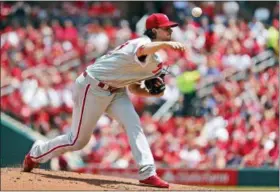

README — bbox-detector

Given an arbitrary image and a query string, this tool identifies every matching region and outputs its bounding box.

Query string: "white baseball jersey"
[86,36,163,88]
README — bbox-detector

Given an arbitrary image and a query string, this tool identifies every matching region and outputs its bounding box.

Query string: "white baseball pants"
[28,73,156,180]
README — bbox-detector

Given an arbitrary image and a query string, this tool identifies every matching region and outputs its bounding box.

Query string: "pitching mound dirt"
[1,167,212,191]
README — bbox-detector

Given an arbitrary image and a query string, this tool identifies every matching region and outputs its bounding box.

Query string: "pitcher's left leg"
[106,92,155,178]
[106,92,169,188]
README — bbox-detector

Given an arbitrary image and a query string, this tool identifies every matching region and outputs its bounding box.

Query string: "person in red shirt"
[51,20,64,42]
[241,131,259,157]
[63,20,78,43]
[88,2,102,16]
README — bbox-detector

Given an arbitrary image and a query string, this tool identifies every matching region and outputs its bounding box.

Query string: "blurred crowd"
[1,1,279,169]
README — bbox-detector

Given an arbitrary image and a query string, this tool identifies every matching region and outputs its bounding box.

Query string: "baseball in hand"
[192,7,202,17]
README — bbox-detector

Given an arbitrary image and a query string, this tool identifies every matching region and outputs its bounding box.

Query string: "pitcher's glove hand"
[144,74,166,95]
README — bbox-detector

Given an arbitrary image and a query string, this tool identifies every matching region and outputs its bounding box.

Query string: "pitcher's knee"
[72,140,88,150]
[71,144,82,151]
[67,133,89,151]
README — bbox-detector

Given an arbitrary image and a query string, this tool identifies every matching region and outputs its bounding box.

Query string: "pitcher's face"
[153,27,173,41]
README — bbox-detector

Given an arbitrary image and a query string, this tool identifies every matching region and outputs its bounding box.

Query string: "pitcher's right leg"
[23,83,113,171]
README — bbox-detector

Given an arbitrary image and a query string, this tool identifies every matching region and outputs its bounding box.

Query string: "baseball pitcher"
[23,13,185,188]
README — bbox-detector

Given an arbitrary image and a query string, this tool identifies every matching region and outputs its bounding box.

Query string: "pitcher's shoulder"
[130,35,151,44]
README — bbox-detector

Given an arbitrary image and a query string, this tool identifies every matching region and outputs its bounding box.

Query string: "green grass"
[209,186,279,191]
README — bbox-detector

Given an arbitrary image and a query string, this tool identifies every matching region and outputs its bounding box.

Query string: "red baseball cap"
[146,13,178,30]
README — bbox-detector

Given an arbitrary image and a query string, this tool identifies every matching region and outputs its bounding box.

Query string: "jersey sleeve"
[132,36,151,66]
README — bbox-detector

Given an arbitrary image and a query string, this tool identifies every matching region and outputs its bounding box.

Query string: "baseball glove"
[144,74,166,95]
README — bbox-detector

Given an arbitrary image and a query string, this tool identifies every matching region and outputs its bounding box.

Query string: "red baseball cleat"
[139,175,169,188]
[22,153,38,172]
